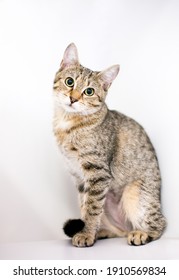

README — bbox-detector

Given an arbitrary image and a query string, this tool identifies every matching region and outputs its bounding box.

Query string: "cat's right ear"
[60,43,79,69]
[97,65,120,91]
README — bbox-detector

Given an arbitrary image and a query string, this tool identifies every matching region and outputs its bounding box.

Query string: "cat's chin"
[60,103,99,116]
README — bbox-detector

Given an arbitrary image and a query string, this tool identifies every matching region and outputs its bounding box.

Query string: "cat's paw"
[72,232,95,247]
[127,231,152,246]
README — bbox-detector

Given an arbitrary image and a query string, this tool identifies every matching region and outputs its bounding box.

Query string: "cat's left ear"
[98,65,120,91]
[60,43,79,69]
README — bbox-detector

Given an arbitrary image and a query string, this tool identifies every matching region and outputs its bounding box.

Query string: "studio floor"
[0,237,179,260]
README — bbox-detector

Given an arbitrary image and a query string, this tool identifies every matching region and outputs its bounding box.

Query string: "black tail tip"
[63,219,85,238]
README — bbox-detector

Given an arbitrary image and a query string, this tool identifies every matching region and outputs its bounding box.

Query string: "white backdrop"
[0,0,179,243]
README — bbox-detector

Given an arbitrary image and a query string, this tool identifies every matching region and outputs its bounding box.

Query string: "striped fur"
[53,43,166,247]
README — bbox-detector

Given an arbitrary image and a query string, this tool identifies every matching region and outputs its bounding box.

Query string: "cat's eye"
[84,87,94,96]
[65,77,74,87]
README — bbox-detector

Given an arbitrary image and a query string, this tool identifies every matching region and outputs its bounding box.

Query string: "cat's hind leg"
[121,180,166,246]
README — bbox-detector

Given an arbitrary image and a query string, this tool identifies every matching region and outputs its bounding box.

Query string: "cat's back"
[108,109,152,148]
[107,109,159,184]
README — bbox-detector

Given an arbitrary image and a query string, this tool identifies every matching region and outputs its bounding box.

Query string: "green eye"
[65,77,74,87]
[84,88,94,96]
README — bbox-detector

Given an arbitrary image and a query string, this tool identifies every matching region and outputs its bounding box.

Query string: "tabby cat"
[53,43,166,247]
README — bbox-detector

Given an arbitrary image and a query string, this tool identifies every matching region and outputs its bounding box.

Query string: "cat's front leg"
[72,167,111,247]
[72,190,107,247]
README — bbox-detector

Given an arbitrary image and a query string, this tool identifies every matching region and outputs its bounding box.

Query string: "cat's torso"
[54,105,160,192]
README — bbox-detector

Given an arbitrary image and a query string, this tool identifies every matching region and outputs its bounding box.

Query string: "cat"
[53,43,166,247]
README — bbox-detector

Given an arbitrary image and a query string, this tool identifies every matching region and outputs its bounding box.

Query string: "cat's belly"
[104,190,132,232]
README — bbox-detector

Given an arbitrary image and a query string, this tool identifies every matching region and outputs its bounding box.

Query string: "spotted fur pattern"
[53,43,166,247]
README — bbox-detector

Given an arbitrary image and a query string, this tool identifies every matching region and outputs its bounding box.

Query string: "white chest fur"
[54,108,84,180]
[54,117,73,131]
[53,107,74,132]
[61,147,84,180]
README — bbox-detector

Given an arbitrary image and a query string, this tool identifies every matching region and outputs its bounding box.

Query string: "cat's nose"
[70,96,78,104]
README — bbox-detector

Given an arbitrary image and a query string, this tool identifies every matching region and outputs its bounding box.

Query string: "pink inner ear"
[61,43,79,69]
[98,65,120,90]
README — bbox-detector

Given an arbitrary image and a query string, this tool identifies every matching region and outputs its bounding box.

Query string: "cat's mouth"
[69,103,75,107]
[63,102,78,112]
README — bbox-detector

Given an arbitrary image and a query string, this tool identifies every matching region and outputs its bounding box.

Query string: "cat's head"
[53,43,119,115]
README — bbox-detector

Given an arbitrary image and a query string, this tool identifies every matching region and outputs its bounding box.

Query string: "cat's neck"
[53,104,108,132]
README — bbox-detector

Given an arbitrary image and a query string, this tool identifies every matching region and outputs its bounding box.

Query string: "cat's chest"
[55,117,73,131]
[62,146,83,179]
[54,113,97,179]
[58,131,84,179]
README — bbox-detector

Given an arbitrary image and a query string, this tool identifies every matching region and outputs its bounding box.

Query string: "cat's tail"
[63,219,85,238]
